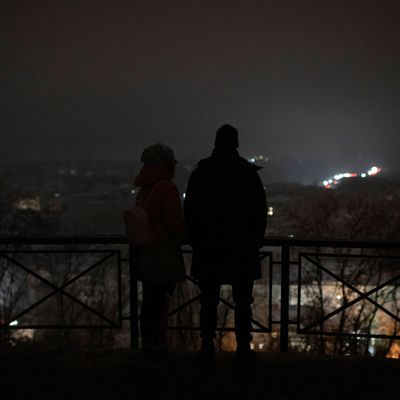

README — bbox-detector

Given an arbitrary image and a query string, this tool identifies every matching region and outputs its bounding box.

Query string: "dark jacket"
[183,148,267,282]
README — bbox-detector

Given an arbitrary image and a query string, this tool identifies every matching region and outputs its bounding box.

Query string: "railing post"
[280,244,290,353]
[129,244,139,349]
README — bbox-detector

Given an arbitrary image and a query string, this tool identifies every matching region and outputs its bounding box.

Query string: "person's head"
[214,124,239,150]
[140,143,177,175]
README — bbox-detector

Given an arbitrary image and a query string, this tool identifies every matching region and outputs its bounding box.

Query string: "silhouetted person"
[183,124,267,365]
[132,143,185,355]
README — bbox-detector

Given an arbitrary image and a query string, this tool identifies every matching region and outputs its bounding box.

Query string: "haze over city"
[1,0,399,174]
[1,4,400,396]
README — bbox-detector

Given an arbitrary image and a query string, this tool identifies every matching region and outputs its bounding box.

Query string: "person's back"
[184,145,266,250]
[183,124,267,365]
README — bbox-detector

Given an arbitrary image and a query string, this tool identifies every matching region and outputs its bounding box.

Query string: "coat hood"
[134,164,172,187]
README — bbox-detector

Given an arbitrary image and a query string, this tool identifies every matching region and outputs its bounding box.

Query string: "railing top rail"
[0,235,399,249]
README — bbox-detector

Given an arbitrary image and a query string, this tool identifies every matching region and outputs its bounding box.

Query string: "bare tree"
[1,177,124,349]
[282,183,400,355]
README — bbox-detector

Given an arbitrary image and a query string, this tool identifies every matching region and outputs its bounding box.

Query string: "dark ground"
[1,349,399,399]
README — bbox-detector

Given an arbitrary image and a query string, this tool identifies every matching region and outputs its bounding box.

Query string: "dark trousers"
[198,278,255,346]
[140,282,175,346]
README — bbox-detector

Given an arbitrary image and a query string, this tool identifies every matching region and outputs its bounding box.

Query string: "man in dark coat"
[183,124,267,364]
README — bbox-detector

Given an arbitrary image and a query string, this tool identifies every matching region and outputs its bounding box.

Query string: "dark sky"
[1,0,399,168]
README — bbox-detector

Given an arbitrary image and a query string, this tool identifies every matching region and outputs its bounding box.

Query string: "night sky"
[1,1,400,169]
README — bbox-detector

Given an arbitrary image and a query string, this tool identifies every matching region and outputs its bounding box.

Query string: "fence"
[0,236,399,353]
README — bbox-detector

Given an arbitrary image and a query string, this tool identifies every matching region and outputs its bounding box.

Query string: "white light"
[328,179,333,184]
[343,173,351,178]
[182,192,186,199]
[9,320,18,326]
[131,189,136,194]
[361,173,366,178]
[323,181,329,186]
[336,295,342,300]
[250,343,255,350]
[267,206,274,216]
[258,343,264,350]
[368,166,380,176]
[333,174,344,180]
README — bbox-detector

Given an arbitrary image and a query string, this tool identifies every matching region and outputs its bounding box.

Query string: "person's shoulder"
[154,179,177,195]
[196,156,214,169]
[158,180,182,203]
[162,178,178,190]
[189,157,214,176]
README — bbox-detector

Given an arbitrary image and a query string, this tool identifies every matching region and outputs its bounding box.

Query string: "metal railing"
[0,235,399,352]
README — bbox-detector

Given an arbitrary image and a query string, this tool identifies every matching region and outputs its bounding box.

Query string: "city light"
[14,197,41,211]
[321,166,381,188]
[247,155,269,163]
[368,166,381,176]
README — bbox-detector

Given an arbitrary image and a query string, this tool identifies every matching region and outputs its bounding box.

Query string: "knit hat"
[140,143,176,167]
[214,124,239,149]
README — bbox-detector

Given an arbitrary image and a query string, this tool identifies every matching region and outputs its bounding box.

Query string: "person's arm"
[163,185,185,237]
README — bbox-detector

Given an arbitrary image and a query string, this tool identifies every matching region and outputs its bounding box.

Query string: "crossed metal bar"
[1,236,400,350]
[166,251,273,333]
[298,252,400,339]
[0,250,122,329]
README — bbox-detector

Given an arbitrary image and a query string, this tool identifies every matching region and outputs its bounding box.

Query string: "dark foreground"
[1,348,399,399]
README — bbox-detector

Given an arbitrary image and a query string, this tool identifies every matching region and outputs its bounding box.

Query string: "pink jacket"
[134,164,185,243]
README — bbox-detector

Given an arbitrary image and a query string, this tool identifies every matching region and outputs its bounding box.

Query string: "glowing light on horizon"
[247,155,269,163]
[321,166,381,188]
[368,166,381,176]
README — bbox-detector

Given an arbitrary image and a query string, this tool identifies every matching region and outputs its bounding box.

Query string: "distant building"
[14,196,41,211]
